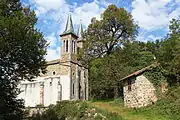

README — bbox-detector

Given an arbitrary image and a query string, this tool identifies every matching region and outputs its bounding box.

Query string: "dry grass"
[90,102,146,120]
[89,100,168,120]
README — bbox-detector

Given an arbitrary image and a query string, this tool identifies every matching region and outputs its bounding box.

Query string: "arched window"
[72,41,74,53]
[73,41,76,53]
[63,40,65,52]
[72,83,75,95]
[66,40,68,52]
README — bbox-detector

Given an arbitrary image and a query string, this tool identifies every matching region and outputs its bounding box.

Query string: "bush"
[29,100,123,120]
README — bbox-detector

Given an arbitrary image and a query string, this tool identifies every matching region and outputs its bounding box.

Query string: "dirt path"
[89,102,147,120]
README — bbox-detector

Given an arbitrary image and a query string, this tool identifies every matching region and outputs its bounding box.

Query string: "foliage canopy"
[0,0,47,119]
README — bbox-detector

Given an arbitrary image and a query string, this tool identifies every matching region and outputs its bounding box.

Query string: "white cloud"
[72,0,106,27]
[32,0,67,14]
[44,33,60,61]
[147,35,162,41]
[169,7,180,20]
[137,34,162,42]
[46,47,60,61]
[45,33,57,48]
[35,6,46,16]
[32,0,107,31]
[136,29,162,42]
[132,0,179,30]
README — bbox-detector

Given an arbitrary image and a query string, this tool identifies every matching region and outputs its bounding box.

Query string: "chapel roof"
[46,59,60,65]
[119,62,159,82]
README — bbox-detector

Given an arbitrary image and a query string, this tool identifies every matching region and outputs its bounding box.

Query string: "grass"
[88,86,180,120]
[90,101,146,120]
[89,100,170,120]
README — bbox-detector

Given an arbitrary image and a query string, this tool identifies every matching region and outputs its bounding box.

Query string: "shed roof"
[119,62,158,82]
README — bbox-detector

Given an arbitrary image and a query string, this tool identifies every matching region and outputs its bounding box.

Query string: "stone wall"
[40,63,61,77]
[123,75,157,108]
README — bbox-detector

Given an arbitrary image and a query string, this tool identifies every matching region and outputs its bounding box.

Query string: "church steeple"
[77,20,83,38]
[60,14,77,37]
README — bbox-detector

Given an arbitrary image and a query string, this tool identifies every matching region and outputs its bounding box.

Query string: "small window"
[72,83,75,95]
[53,71,56,75]
[128,79,132,91]
[50,79,53,86]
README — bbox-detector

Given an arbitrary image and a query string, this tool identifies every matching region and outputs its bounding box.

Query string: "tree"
[89,41,156,99]
[158,19,180,85]
[0,0,47,119]
[82,4,138,99]
[80,5,138,63]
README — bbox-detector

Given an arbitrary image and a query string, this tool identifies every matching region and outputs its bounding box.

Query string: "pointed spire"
[63,14,74,34]
[77,20,83,38]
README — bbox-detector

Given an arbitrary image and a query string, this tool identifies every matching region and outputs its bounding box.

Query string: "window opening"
[53,71,56,75]
[72,83,75,95]
[73,41,76,53]
[64,40,65,52]
[128,79,132,91]
[72,41,74,53]
[66,40,68,52]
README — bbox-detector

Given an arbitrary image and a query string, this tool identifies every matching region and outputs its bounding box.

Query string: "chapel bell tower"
[59,14,88,100]
[60,14,78,64]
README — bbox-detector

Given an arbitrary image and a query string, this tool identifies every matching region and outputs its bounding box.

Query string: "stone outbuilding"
[120,64,158,108]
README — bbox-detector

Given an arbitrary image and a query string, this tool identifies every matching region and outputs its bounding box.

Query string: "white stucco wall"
[18,79,43,107]
[44,77,60,106]
[18,75,71,107]
[60,75,70,100]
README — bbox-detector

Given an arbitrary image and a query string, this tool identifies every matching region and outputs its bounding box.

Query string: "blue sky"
[20,0,180,61]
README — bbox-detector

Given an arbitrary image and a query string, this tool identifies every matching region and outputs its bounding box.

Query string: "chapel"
[18,14,89,107]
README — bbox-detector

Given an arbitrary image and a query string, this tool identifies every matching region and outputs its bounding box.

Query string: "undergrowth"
[29,100,122,120]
